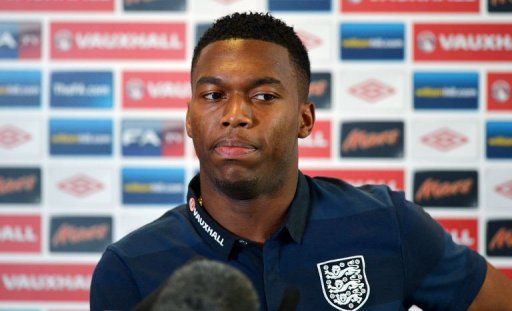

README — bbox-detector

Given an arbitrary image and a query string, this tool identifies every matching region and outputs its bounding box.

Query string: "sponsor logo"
[340,122,403,158]
[349,79,395,103]
[0,0,113,11]
[485,168,512,211]
[414,171,478,207]
[122,167,185,204]
[49,119,112,156]
[299,120,331,159]
[0,22,41,59]
[0,168,40,204]
[51,71,113,109]
[340,23,404,60]
[488,0,512,12]
[190,202,225,246]
[487,220,512,256]
[0,215,41,253]
[487,121,512,159]
[414,72,478,110]
[488,73,512,111]
[340,71,405,110]
[421,128,468,151]
[0,125,31,149]
[341,0,479,12]
[123,71,190,109]
[49,167,113,207]
[0,70,41,108]
[50,216,111,253]
[436,218,478,251]
[414,24,512,61]
[317,255,370,311]
[51,22,186,60]
[124,0,185,10]
[122,119,185,157]
[0,263,94,301]
[297,30,323,50]
[269,0,331,11]
[302,169,404,190]
[58,174,103,198]
[309,72,331,109]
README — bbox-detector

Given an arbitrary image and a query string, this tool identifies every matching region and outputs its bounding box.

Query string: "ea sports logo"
[54,30,73,52]
[492,80,510,103]
[417,31,436,53]
[126,79,145,101]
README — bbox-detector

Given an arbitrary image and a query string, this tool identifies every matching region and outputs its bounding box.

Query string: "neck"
[199,170,298,244]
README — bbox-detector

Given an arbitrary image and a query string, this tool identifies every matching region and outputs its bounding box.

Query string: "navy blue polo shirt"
[90,172,487,311]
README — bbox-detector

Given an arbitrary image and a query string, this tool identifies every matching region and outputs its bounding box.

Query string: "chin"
[213,175,260,200]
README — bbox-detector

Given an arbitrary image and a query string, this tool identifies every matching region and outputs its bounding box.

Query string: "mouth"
[213,139,257,159]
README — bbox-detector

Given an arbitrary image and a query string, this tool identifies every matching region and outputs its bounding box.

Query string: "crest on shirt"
[317,255,370,311]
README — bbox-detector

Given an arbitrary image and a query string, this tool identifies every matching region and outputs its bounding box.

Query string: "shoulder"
[305,175,402,217]
[108,204,195,258]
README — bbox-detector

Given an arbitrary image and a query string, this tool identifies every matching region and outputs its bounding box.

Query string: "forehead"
[192,39,296,84]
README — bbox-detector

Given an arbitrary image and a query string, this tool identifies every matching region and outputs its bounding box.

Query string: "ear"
[298,101,315,138]
[185,101,193,138]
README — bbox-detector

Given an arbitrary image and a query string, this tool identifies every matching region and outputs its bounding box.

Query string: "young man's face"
[187,39,313,199]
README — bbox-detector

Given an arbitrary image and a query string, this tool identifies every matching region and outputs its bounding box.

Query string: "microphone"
[133,259,260,311]
[277,286,300,311]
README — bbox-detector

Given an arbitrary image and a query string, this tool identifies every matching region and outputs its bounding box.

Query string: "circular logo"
[492,80,510,103]
[417,31,436,54]
[54,30,73,52]
[189,197,196,212]
[126,79,145,101]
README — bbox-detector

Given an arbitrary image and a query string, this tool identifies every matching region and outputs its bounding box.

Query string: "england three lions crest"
[317,255,370,311]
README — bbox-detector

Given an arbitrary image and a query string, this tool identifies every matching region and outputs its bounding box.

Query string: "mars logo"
[51,22,186,60]
[496,180,512,199]
[488,0,512,12]
[0,125,31,149]
[296,30,323,50]
[414,24,512,61]
[414,171,478,207]
[488,73,512,111]
[340,122,403,158]
[317,256,370,311]
[50,216,112,253]
[348,79,395,103]
[58,174,103,198]
[416,31,437,53]
[487,220,512,257]
[0,215,41,253]
[0,168,41,204]
[436,218,478,251]
[299,120,331,158]
[302,169,404,190]
[123,71,190,109]
[0,263,94,301]
[421,128,468,152]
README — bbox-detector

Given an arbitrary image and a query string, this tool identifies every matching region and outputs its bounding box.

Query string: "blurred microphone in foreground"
[134,259,260,311]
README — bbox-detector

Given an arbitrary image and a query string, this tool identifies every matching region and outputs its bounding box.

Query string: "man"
[91,12,512,310]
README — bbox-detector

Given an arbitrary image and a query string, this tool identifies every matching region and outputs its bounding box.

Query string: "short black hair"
[192,12,311,101]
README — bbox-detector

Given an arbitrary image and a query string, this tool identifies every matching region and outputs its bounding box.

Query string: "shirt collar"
[185,171,311,258]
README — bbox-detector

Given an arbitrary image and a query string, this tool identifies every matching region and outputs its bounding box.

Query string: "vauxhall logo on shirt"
[188,198,225,247]
[413,170,478,208]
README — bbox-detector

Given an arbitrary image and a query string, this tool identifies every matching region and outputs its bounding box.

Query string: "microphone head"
[152,259,260,311]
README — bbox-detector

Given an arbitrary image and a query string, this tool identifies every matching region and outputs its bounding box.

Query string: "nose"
[221,94,253,128]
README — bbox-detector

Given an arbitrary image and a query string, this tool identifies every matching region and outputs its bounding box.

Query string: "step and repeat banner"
[0,0,511,308]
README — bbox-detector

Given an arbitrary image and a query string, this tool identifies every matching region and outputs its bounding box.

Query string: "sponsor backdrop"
[0,0,511,308]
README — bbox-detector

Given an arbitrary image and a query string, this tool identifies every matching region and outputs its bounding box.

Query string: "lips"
[213,139,257,158]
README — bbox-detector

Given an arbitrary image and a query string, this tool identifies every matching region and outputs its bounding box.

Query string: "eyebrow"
[195,76,283,89]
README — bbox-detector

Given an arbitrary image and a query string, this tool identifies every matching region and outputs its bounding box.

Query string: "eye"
[203,91,224,101]
[253,93,277,102]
